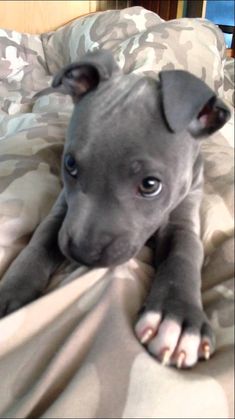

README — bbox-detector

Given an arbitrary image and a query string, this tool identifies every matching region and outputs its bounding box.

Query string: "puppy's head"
[52,50,230,267]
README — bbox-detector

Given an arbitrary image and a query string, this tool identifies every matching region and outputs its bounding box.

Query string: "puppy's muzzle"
[65,233,138,267]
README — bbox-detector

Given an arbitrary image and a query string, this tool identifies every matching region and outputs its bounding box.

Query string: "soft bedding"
[0,6,234,418]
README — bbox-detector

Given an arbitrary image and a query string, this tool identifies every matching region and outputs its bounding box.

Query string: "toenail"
[140,328,154,345]
[161,348,171,366]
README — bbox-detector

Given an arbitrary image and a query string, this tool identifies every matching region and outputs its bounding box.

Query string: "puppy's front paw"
[0,274,41,318]
[0,284,35,318]
[0,288,23,318]
[135,302,215,369]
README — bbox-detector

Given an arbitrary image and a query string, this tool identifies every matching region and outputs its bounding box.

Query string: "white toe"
[174,333,201,368]
[148,319,181,361]
[135,311,161,343]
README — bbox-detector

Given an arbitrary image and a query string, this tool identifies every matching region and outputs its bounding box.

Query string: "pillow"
[42,6,226,96]
[0,28,50,114]
[224,57,235,107]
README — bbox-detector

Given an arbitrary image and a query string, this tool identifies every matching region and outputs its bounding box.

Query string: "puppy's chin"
[94,250,137,268]
[61,248,137,268]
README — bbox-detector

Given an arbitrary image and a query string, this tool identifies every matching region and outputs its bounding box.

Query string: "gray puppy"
[0,50,230,368]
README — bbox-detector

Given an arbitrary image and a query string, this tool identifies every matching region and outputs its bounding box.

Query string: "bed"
[0,4,234,418]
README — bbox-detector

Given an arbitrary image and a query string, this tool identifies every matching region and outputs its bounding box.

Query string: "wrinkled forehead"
[101,74,159,113]
[67,73,170,151]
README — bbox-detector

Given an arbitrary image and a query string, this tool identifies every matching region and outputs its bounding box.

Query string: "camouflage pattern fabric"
[224,57,235,107]
[0,6,234,418]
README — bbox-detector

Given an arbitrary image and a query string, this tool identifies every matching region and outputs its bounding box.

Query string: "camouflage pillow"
[42,6,226,95]
[0,28,50,114]
[224,57,235,107]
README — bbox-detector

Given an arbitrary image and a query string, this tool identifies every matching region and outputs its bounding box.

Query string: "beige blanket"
[0,7,234,418]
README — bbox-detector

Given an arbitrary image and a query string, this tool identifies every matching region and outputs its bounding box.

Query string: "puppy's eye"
[64,154,78,177]
[138,177,162,198]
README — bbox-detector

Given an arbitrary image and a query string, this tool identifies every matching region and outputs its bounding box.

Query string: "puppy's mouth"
[59,236,140,268]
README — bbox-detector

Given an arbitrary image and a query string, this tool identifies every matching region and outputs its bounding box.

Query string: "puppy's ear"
[159,70,230,138]
[52,49,120,101]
